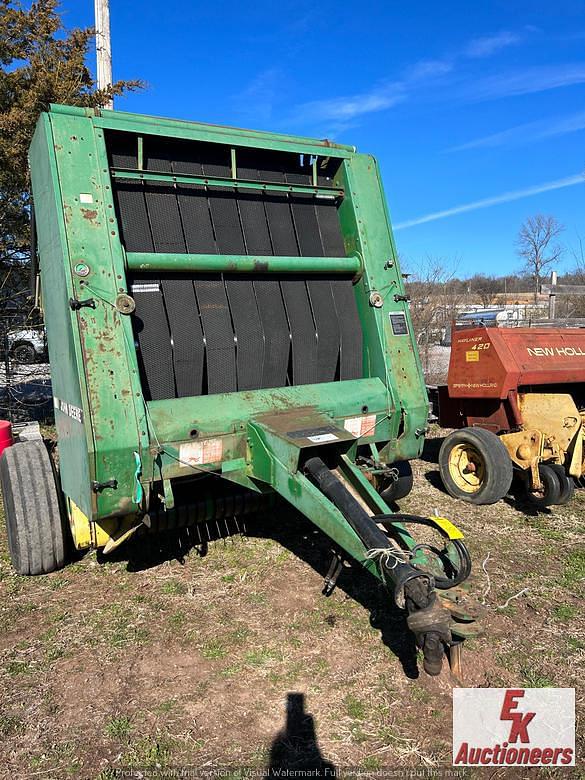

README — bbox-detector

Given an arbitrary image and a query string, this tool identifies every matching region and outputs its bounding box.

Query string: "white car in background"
[5,327,47,364]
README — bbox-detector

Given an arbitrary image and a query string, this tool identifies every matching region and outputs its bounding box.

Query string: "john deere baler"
[0,104,474,676]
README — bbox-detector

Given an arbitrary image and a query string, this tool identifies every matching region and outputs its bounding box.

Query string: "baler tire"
[439,427,513,505]
[379,461,414,503]
[548,465,575,505]
[0,440,66,575]
[525,464,562,508]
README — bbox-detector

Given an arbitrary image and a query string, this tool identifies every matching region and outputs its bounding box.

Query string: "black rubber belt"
[315,182,362,380]
[260,166,317,385]
[286,170,341,383]
[144,148,205,397]
[171,151,223,397]
[237,150,288,389]
[130,276,176,401]
[110,139,153,253]
[204,154,264,392]
[110,137,175,400]
[172,152,217,254]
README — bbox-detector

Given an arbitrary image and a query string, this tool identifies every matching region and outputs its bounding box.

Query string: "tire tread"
[439,427,513,505]
[0,440,65,575]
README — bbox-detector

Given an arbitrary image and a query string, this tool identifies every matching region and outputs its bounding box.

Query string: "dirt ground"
[0,429,583,779]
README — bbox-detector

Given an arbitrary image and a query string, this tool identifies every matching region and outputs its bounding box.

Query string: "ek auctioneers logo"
[453,688,575,767]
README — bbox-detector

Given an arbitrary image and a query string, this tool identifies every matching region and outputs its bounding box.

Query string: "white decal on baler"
[527,346,585,357]
[53,396,84,423]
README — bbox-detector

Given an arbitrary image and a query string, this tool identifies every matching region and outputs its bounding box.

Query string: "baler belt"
[286,173,340,383]
[200,156,262,392]
[193,276,237,394]
[258,166,317,385]
[142,152,206,397]
[236,151,289,389]
[161,277,205,397]
[108,133,362,397]
[317,174,362,380]
[110,137,153,253]
[130,278,176,401]
[224,276,264,390]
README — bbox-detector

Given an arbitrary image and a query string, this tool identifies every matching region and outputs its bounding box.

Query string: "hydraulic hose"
[303,457,452,675]
[303,457,433,608]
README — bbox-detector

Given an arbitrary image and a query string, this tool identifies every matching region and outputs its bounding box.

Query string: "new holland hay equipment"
[1,104,475,676]
[438,325,585,507]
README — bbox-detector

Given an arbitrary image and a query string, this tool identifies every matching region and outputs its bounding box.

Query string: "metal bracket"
[69,297,96,311]
[322,552,344,596]
[393,294,410,303]
[92,479,118,492]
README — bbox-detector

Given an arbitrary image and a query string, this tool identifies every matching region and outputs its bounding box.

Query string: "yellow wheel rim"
[448,443,486,493]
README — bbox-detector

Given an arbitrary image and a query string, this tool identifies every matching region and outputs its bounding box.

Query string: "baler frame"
[0,104,479,677]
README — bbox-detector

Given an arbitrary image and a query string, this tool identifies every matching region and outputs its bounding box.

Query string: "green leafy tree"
[0,0,142,304]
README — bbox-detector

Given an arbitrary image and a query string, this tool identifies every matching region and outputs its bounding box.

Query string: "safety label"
[179,438,223,466]
[466,350,480,362]
[344,414,377,437]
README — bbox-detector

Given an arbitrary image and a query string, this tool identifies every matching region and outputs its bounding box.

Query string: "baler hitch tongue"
[303,457,453,676]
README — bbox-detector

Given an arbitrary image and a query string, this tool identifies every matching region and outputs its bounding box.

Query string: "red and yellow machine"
[438,326,585,505]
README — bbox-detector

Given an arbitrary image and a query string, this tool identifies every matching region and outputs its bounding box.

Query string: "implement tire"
[439,427,513,505]
[525,463,562,509]
[548,464,575,505]
[0,440,66,575]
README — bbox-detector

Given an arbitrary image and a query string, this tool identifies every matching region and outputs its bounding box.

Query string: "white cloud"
[467,64,585,101]
[394,173,585,230]
[448,110,585,151]
[464,31,521,58]
[407,59,454,80]
[291,82,406,126]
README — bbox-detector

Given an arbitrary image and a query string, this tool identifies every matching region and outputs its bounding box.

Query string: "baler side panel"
[28,117,93,518]
[447,327,519,400]
[49,113,146,518]
[337,155,428,461]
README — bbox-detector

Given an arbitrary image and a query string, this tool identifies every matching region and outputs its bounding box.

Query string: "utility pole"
[548,271,557,320]
[94,0,113,109]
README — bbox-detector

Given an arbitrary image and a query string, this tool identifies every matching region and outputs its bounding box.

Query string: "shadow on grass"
[266,692,335,776]
[103,504,420,680]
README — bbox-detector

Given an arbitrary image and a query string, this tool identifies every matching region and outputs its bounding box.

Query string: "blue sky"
[63,0,585,277]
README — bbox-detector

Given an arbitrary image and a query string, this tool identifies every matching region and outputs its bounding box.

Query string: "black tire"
[0,440,66,575]
[379,461,414,502]
[548,464,575,505]
[11,342,36,364]
[525,464,562,508]
[439,427,513,505]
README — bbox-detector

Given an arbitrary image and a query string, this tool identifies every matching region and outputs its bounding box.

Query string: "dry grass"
[0,429,583,777]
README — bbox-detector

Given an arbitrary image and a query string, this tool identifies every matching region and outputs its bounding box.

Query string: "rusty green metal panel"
[29,116,94,518]
[335,154,428,462]
[31,110,146,519]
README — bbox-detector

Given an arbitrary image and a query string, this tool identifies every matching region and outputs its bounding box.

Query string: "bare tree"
[556,233,585,318]
[467,274,501,307]
[405,255,466,382]
[516,215,564,302]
